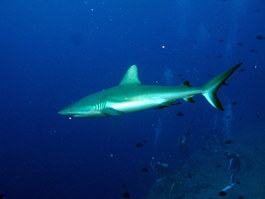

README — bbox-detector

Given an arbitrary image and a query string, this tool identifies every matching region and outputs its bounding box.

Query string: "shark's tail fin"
[202,63,242,111]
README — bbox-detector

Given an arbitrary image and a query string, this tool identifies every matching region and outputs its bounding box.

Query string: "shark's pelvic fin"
[119,65,141,86]
[202,63,243,111]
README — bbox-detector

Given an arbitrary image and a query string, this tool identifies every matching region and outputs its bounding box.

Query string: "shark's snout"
[58,109,71,115]
[58,106,76,115]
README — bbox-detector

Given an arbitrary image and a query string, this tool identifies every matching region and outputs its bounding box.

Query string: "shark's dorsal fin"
[119,65,141,86]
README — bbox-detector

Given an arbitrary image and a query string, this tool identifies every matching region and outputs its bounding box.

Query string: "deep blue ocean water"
[1,0,265,198]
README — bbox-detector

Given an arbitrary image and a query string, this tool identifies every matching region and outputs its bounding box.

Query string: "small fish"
[218,39,224,42]
[249,49,258,52]
[238,195,244,199]
[203,136,209,140]
[177,112,184,117]
[123,191,130,198]
[239,68,245,72]
[226,115,231,120]
[216,164,222,168]
[184,132,191,136]
[225,139,233,144]
[256,114,260,118]
[217,54,223,58]
[121,184,127,188]
[219,191,227,196]
[200,147,207,151]
[187,173,192,179]
[237,42,244,46]
[135,142,143,148]
[231,101,237,105]
[141,168,149,173]
[256,35,265,40]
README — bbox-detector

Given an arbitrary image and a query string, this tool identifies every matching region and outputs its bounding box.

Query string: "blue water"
[1,0,265,198]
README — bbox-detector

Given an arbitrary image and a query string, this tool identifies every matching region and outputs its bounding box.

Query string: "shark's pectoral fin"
[102,108,124,117]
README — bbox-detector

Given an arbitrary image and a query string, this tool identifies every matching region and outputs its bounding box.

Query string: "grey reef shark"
[59,63,242,118]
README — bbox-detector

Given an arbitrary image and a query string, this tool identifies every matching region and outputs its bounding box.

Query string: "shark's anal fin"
[184,97,195,103]
[103,108,124,117]
[154,102,181,109]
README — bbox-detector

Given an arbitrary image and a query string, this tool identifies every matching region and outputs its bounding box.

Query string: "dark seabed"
[0,0,265,199]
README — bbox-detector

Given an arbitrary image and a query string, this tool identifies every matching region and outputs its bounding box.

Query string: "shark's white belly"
[107,97,166,113]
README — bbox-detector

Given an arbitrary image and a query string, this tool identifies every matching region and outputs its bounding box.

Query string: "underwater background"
[1,0,265,198]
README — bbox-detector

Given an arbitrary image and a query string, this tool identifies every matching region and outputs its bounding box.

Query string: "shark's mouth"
[73,113,106,118]
[73,114,87,117]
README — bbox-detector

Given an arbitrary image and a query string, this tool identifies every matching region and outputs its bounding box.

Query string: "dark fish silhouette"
[177,112,184,117]
[231,101,237,105]
[123,191,130,198]
[216,164,222,168]
[141,168,149,173]
[256,35,265,40]
[184,132,191,136]
[121,184,127,188]
[219,191,227,196]
[187,173,192,179]
[135,142,143,148]
[200,147,207,151]
[225,139,233,144]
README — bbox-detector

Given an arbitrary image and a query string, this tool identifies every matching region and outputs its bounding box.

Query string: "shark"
[59,63,242,118]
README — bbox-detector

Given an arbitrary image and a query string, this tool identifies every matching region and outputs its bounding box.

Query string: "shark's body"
[59,63,242,118]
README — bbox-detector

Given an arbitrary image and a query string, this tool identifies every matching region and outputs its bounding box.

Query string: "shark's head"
[59,65,141,118]
[58,103,105,118]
